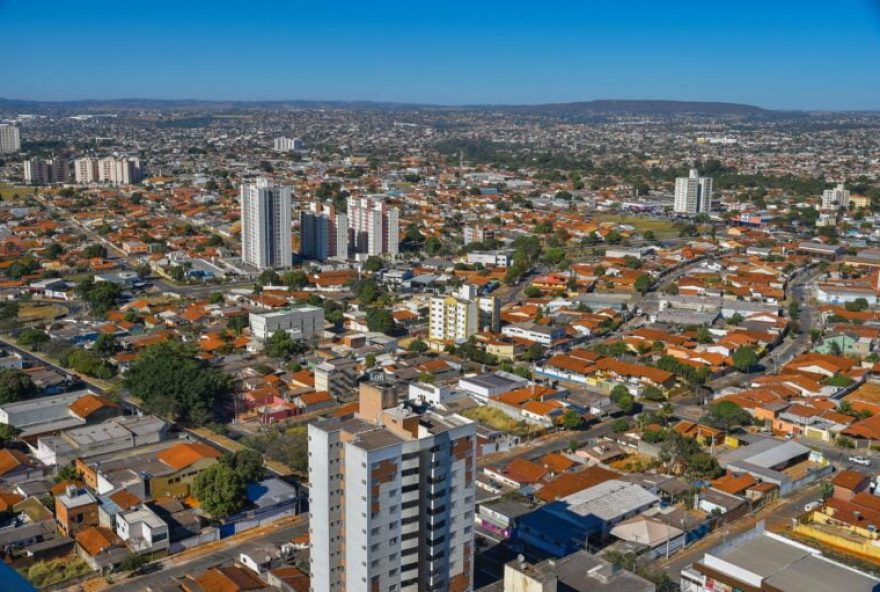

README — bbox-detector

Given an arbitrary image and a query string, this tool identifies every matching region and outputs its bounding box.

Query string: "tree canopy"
[123,341,230,425]
[0,368,38,404]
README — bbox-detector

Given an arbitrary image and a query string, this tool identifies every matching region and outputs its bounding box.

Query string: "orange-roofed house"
[0,447,42,483]
[75,525,127,570]
[152,442,222,498]
[484,458,548,489]
[182,565,269,592]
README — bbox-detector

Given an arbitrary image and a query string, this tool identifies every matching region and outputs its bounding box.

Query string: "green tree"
[364,256,384,272]
[193,463,246,519]
[634,274,652,295]
[695,327,712,344]
[93,333,120,358]
[424,236,442,255]
[208,291,225,304]
[82,244,107,259]
[62,348,115,379]
[0,424,21,447]
[732,347,759,372]
[703,400,752,430]
[366,308,395,334]
[123,342,230,425]
[788,301,800,319]
[283,269,309,289]
[562,410,584,430]
[17,328,49,350]
[0,368,38,404]
[611,418,630,433]
[265,330,307,359]
[219,449,265,484]
[523,286,543,298]
[408,339,428,353]
[76,278,123,315]
[258,270,280,286]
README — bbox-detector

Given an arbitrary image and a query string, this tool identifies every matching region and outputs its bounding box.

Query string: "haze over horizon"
[2,0,880,111]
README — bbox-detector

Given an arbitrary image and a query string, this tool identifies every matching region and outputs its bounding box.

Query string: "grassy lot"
[593,214,679,239]
[25,556,93,588]
[0,183,31,201]
[461,406,532,437]
[17,303,69,321]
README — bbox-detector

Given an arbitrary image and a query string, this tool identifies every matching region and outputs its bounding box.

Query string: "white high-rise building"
[821,183,850,210]
[300,202,348,261]
[98,157,142,186]
[673,168,713,215]
[24,158,69,185]
[428,284,499,346]
[240,178,292,270]
[274,137,304,152]
[74,158,99,184]
[348,196,399,257]
[308,380,476,592]
[0,124,21,154]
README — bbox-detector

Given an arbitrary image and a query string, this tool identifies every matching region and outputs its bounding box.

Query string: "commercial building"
[680,527,879,592]
[348,196,399,257]
[674,168,712,215]
[248,306,324,341]
[240,178,292,270]
[0,124,21,154]
[274,137,304,152]
[23,158,69,185]
[308,380,477,592]
[300,201,348,261]
[821,182,850,209]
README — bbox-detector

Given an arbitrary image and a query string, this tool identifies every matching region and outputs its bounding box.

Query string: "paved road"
[98,517,308,591]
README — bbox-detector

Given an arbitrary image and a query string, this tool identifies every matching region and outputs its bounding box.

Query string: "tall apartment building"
[673,168,712,215]
[308,380,476,592]
[23,158,69,185]
[0,124,21,154]
[274,137,304,152]
[300,202,349,261]
[240,178,292,270]
[428,285,499,346]
[98,156,142,186]
[821,182,850,209]
[74,158,99,183]
[348,196,399,257]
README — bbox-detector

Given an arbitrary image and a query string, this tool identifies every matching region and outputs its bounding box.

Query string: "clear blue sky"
[2,0,880,109]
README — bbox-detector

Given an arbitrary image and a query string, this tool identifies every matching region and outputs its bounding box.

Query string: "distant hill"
[0,97,769,116]
[486,99,770,117]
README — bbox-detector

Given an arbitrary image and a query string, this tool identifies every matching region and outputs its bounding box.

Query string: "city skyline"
[2,1,880,110]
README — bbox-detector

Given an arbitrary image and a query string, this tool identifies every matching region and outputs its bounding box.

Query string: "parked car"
[803,501,820,512]
[849,456,871,466]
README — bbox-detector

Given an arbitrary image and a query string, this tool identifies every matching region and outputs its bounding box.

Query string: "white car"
[849,456,871,466]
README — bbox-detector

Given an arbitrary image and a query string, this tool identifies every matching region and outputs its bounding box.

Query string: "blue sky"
[2,0,880,109]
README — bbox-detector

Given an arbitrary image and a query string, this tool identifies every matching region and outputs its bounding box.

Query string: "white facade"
[274,137,304,152]
[429,294,478,344]
[248,306,324,341]
[241,178,292,270]
[821,183,850,209]
[74,158,99,183]
[300,202,348,261]
[98,157,142,185]
[24,158,69,185]
[0,124,21,154]
[348,196,399,256]
[467,250,513,268]
[116,507,170,554]
[674,169,712,215]
[309,401,476,592]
